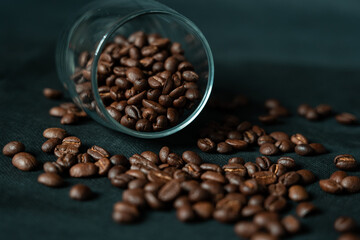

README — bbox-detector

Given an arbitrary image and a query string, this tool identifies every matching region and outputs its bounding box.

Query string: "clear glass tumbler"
[56,0,214,138]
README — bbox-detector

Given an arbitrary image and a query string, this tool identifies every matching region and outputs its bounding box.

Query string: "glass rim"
[91,9,214,139]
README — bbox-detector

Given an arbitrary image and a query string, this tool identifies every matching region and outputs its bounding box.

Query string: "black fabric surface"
[1,0,360,239]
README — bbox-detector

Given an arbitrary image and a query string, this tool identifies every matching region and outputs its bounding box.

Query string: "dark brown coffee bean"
[201,171,226,183]
[295,144,314,156]
[182,71,199,81]
[54,144,78,158]
[126,169,147,179]
[291,133,308,145]
[224,183,239,193]
[265,220,286,237]
[77,153,93,163]
[241,205,263,217]
[108,165,127,179]
[49,106,67,117]
[185,88,200,101]
[223,164,247,177]
[167,153,184,168]
[174,196,191,209]
[281,215,301,234]
[336,113,357,125]
[264,195,287,211]
[56,154,76,168]
[147,170,172,183]
[338,233,360,240]
[270,131,289,141]
[200,163,223,173]
[275,140,294,153]
[181,163,201,179]
[197,138,216,152]
[158,146,170,163]
[243,130,257,144]
[227,131,243,140]
[144,191,166,209]
[245,162,261,177]
[216,142,233,154]
[128,178,148,189]
[297,169,316,185]
[201,180,224,195]
[189,187,211,202]
[94,157,112,176]
[298,104,312,116]
[123,188,146,208]
[214,195,243,223]
[121,115,136,129]
[258,114,277,124]
[158,180,181,202]
[330,171,348,183]
[309,143,327,154]
[43,88,63,99]
[12,152,38,171]
[253,171,277,185]
[192,201,213,219]
[341,176,360,193]
[182,151,202,165]
[334,216,357,233]
[3,141,25,157]
[234,221,260,239]
[43,162,64,174]
[111,173,134,188]
[296,202,316,218]
[142,99,166,114]
[112,201,140,224]
[315,104,332,116]
[228,157,245,165]
[248,195,264,206]
[277,156,296,169]
[240,179,260,195]
[109,154,129,167]
[87,145,110,160]
[319,179,343,194]
[69,163,98,178]
[225,139,248,150]
[334,154,357,170]
[269,163,287,177]
[43,128,67,140]
[260,143,278,156]
[60,113,78,125]
[37,172,64,187]
[177,205,196,222]
[253,211,279,226]
[68,183,93,201]
[288,185,309,202]
[257,135,275,146]
[279,171,300,187]
[41,138,61,153]
[306,108,320,120]
[256,156,272,170]
[268,183,287,197]
[265,98,281,109]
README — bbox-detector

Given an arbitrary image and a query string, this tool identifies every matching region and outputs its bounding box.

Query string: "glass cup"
[56,0,214,138]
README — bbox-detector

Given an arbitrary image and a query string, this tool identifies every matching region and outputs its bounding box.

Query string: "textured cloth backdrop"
[1,0,360,239]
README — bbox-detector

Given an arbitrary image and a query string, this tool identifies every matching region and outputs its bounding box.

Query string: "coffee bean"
[248,195,264,206]
[3,141,25,157]
[43,128,67,140]
[270,131,289,141]
[158,180,181,202]
[110,154,129,167]
[197,138,216,152]
[265,220,286,237]
[253,171,277,185]
[338,233,360,240]
[61,113,78,125]
[214,194,243,223]
[182,163,202,178]
[234,221,260,239]
[256,156,272,170]
[278,171,300,187]
[245,162,261,177]
[95,157,112,175]
[77,153,93,163]
[319,179,343,194]
[69,184,93,201]
[258,114,277,124]
[267,183,286,197]
[315,104,332,117]
[306,108,319,120]
[330,171,348,183]
[290,133,308,145]
[269,163,287,177]
[251,232,277,240]
[334,216,357,232]
[182,151,202,165]
[128,178,148,189]
[225,139,248,150]
[43,88,63,99]
[192,201,214,219]
[56,154,76,168]
[296,169,316,185]
[200,163,223,173]
[87,145,110,160]
[281,215,301,234]
[264,195,287,212]
[176,205,196,222]
[240,179,260,195]
[111,173,134,188]
[241,205,263,217]
[54,144,78,158]
[334,154,357,170]
[223,164,247,177]
[298,104,311,116]
[295,144,313,156]
[43,161,64,174]
[126,169,147,179]
[41,138,61,153]
[216,142,233,154]
[309,143,327,154]
[69,163,98,178]
[12,152,38,171]
[259,143,278,156]
[341,176,360,193]
[224,183,238,193]
[201,171,226,183]
[296,202,316,218]
[257,135,275,146]
[108,165,127,179]
[277,156,296,169]
[253,211,279,226]
[288,185,309,202]
[37,172,64,187]
[275,140,294,153]
[188,186,211,202]
[336,113,357,125]
[113,201,140,224]
[228,157,245,165]
[123,188,146,208]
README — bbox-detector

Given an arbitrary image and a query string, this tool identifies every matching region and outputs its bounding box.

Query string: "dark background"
[1,0,360,239]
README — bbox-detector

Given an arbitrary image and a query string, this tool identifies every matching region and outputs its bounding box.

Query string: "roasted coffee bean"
[182,151,202,165]
[341,176,360,193]
[336,113,357,125]
[265,220,286,237]
[41,138,61,153]
[269,163,287,177]
[126,169,147,179]
[225,139,248,150]
[234,221,260,239]
[245,162,261,177]
[228,157,245,165]
[106,107,122,122]
[200,163,223,173]
[319,179,343,194]
[43,161,64,174]
[237,121,252,132]
[112,201,140,224]
[182,163,202,178]
[291,133,308,145]
[334,216,357,233]
[330,171,348,183]
[87,145,110,160]
[217,142,233,153]
[315,104,332,116]
[188,187,211,202]
[3,141,25,157]
[54,144,79,158]
[167,153,184,168]
[253,211,279,226]
[279,171,300,187]
[95,157,112,175]
[49,106,67,117]
[241,205,263,217]
[256,156,272,170]
[43,88,63,99]
[248,195,264,206]
[214,195,243,223]
[288,185,309,202]
[128,178,148,189]
[268,183,287,197]
[253,171,277,185]
[139,151,159,165]
[108,165,127,179]
[297,104,311,116]
[111,173,134,188]
[295,144,313,156]
[277,156,296,169]
[197,138,216,152]
[240,179,260,195]
[60,113,78,125]
[334,154,357,170]
[176,205,196,222]
[37,172,64,188]
[174,196,191,208]
[144,191,166,209]
[227,131,243,140]
[147,170,172,183]
[224,183,239,193]
[309,143,327,154]
[264,195,287,212]
[62,136,81,148]
[201,171,226,183]
[297,169,316,185]
[201,180,224,195]
[77,153,93,163]
[281,215,301,234]
[338,233,360,240]
[296,202,316,218]
[69,163,98,178]
[257,135,275,146]
[243,130,257,144]
[122,188,146,208]
[12,152,38,171]
[223,164,247,177]
[192,201,214,219]
[56,154,76,168]
[157,146,169,164]
[43,128,67,140]
[258,114,277,124]
[226,173,244,186]
[158,180,181,202]
[264,98,281,109]
[275,140,294,153]
[144,181,164,194]
[167,108,179,125]
[270,131,289,141]
[69,184,93,201]
[260,143,278,156]
[306,108,319,120]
